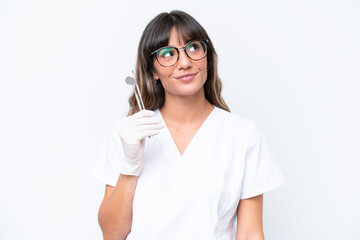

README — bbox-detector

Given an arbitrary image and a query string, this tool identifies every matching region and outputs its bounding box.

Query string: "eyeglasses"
[150,40,208,67]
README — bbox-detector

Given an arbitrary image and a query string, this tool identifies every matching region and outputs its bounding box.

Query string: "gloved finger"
[137,128,162,140]
[131,110,155,120]
[136,123,165,133]
[134,116,163,126]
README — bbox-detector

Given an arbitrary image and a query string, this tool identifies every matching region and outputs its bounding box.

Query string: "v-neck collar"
[155,105,217,160]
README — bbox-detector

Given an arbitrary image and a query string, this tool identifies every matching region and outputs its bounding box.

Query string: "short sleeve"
[240,122,286,199]
[89,120,125,187]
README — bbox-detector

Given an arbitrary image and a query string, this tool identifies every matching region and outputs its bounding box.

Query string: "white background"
[1,0,359,239]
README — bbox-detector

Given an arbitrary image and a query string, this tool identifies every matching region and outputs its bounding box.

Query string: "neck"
[159,88,214,124]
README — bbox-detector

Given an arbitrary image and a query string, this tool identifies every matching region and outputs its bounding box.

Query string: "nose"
[176,48,192,69]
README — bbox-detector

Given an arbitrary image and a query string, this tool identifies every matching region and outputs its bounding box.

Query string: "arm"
[96,110,164,239]
[236,194,264,240]
[98,174,138,240]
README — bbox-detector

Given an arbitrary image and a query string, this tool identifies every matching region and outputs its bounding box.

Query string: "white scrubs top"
[91,105,286,240]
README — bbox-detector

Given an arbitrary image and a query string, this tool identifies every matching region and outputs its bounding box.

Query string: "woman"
[91,10,286,240]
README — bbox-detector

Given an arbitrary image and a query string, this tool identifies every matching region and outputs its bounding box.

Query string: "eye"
[158,47,175,58]
[186,42,201,52]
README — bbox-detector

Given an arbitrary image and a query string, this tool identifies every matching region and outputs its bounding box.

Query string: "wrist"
[120,155,143,176]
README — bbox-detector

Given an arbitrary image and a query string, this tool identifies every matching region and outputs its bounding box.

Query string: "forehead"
[167,27,187,46]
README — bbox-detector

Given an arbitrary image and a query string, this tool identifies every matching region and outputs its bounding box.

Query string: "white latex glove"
[117,109,164,176]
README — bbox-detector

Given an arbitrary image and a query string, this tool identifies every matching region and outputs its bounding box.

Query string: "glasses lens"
[185,41,207,60]
[157,47,178,67]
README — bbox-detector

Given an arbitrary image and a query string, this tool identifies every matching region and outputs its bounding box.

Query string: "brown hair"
[127,10,230,116]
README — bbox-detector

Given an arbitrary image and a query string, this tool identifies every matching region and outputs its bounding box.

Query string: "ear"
[153,71,159,80]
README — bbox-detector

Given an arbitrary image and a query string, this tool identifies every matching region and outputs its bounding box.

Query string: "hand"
[117,110,164,176]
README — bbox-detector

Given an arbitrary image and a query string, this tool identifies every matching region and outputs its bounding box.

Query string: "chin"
[175,86,205,97]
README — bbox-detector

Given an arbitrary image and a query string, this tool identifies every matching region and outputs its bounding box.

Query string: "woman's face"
[152,27,208,99]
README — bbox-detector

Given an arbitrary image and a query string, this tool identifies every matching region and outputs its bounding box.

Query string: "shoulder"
[215,108,270,152]
[213,106,259,133]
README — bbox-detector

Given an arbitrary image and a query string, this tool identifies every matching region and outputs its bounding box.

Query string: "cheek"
[200,61,208,80]
[154,64,172,79]
[199,58,208,71]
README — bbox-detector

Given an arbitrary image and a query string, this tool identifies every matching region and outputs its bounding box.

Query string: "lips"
[174,72,198,82]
